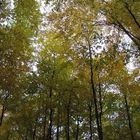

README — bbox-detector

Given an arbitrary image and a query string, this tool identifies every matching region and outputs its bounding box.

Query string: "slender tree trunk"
[98,82,103,140]
[48,108,53,140]
[108,12,140,51]
[33,125,36,140]
[88,103,93,140]
[66,94,71,140]
[47,88,53,140]
[33,118,38,140]
[124,93,135,140]
[47,66,55,140]
[43,104,47,140]
[87,38,103,140]
[42,116,46,140]
[76,115,79,140]
[124,2,140,29]
[66,106,70,140]
[0,105,6,126]
[116,20,140,51]
[56,112,60,140]
[25,129,28,140]
[56,94,61,140]
[0,93,9,127]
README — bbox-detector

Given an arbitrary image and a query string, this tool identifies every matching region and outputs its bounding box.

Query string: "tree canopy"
[0,0,140,140]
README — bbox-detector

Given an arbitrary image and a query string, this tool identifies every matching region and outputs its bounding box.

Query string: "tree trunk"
[25,129,28,140]
[88,103,93,140]
[76,115,79,140]
[87,38,103,140]
[56,96,61,140]
[66,94,71,140]
[48,109,53,140]
[33,125,36,140]
[116,20,140,51]
[47,88,53,140]
[0,105,6,126]
[66,106,70,140]
[56,113,60,140]
[98,82,103,140]
[124,2,140,29]
[0,93,9,127]
[124,93,135,140]
[43,104,47,140]
[33,118,38,140]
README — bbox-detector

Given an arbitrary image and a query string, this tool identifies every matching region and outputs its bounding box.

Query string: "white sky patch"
[37,0,53,14]
[126,57,137,72]
[10,0,14,9]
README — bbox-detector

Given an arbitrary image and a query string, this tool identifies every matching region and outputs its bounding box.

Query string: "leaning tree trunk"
[0,105,6,126]
[0,93,9,127]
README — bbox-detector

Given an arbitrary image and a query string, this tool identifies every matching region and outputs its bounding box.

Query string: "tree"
[0,0,41,129]
[0,0,140,140]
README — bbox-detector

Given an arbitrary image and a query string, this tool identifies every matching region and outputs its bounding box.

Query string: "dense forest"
[0,0,140,140]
